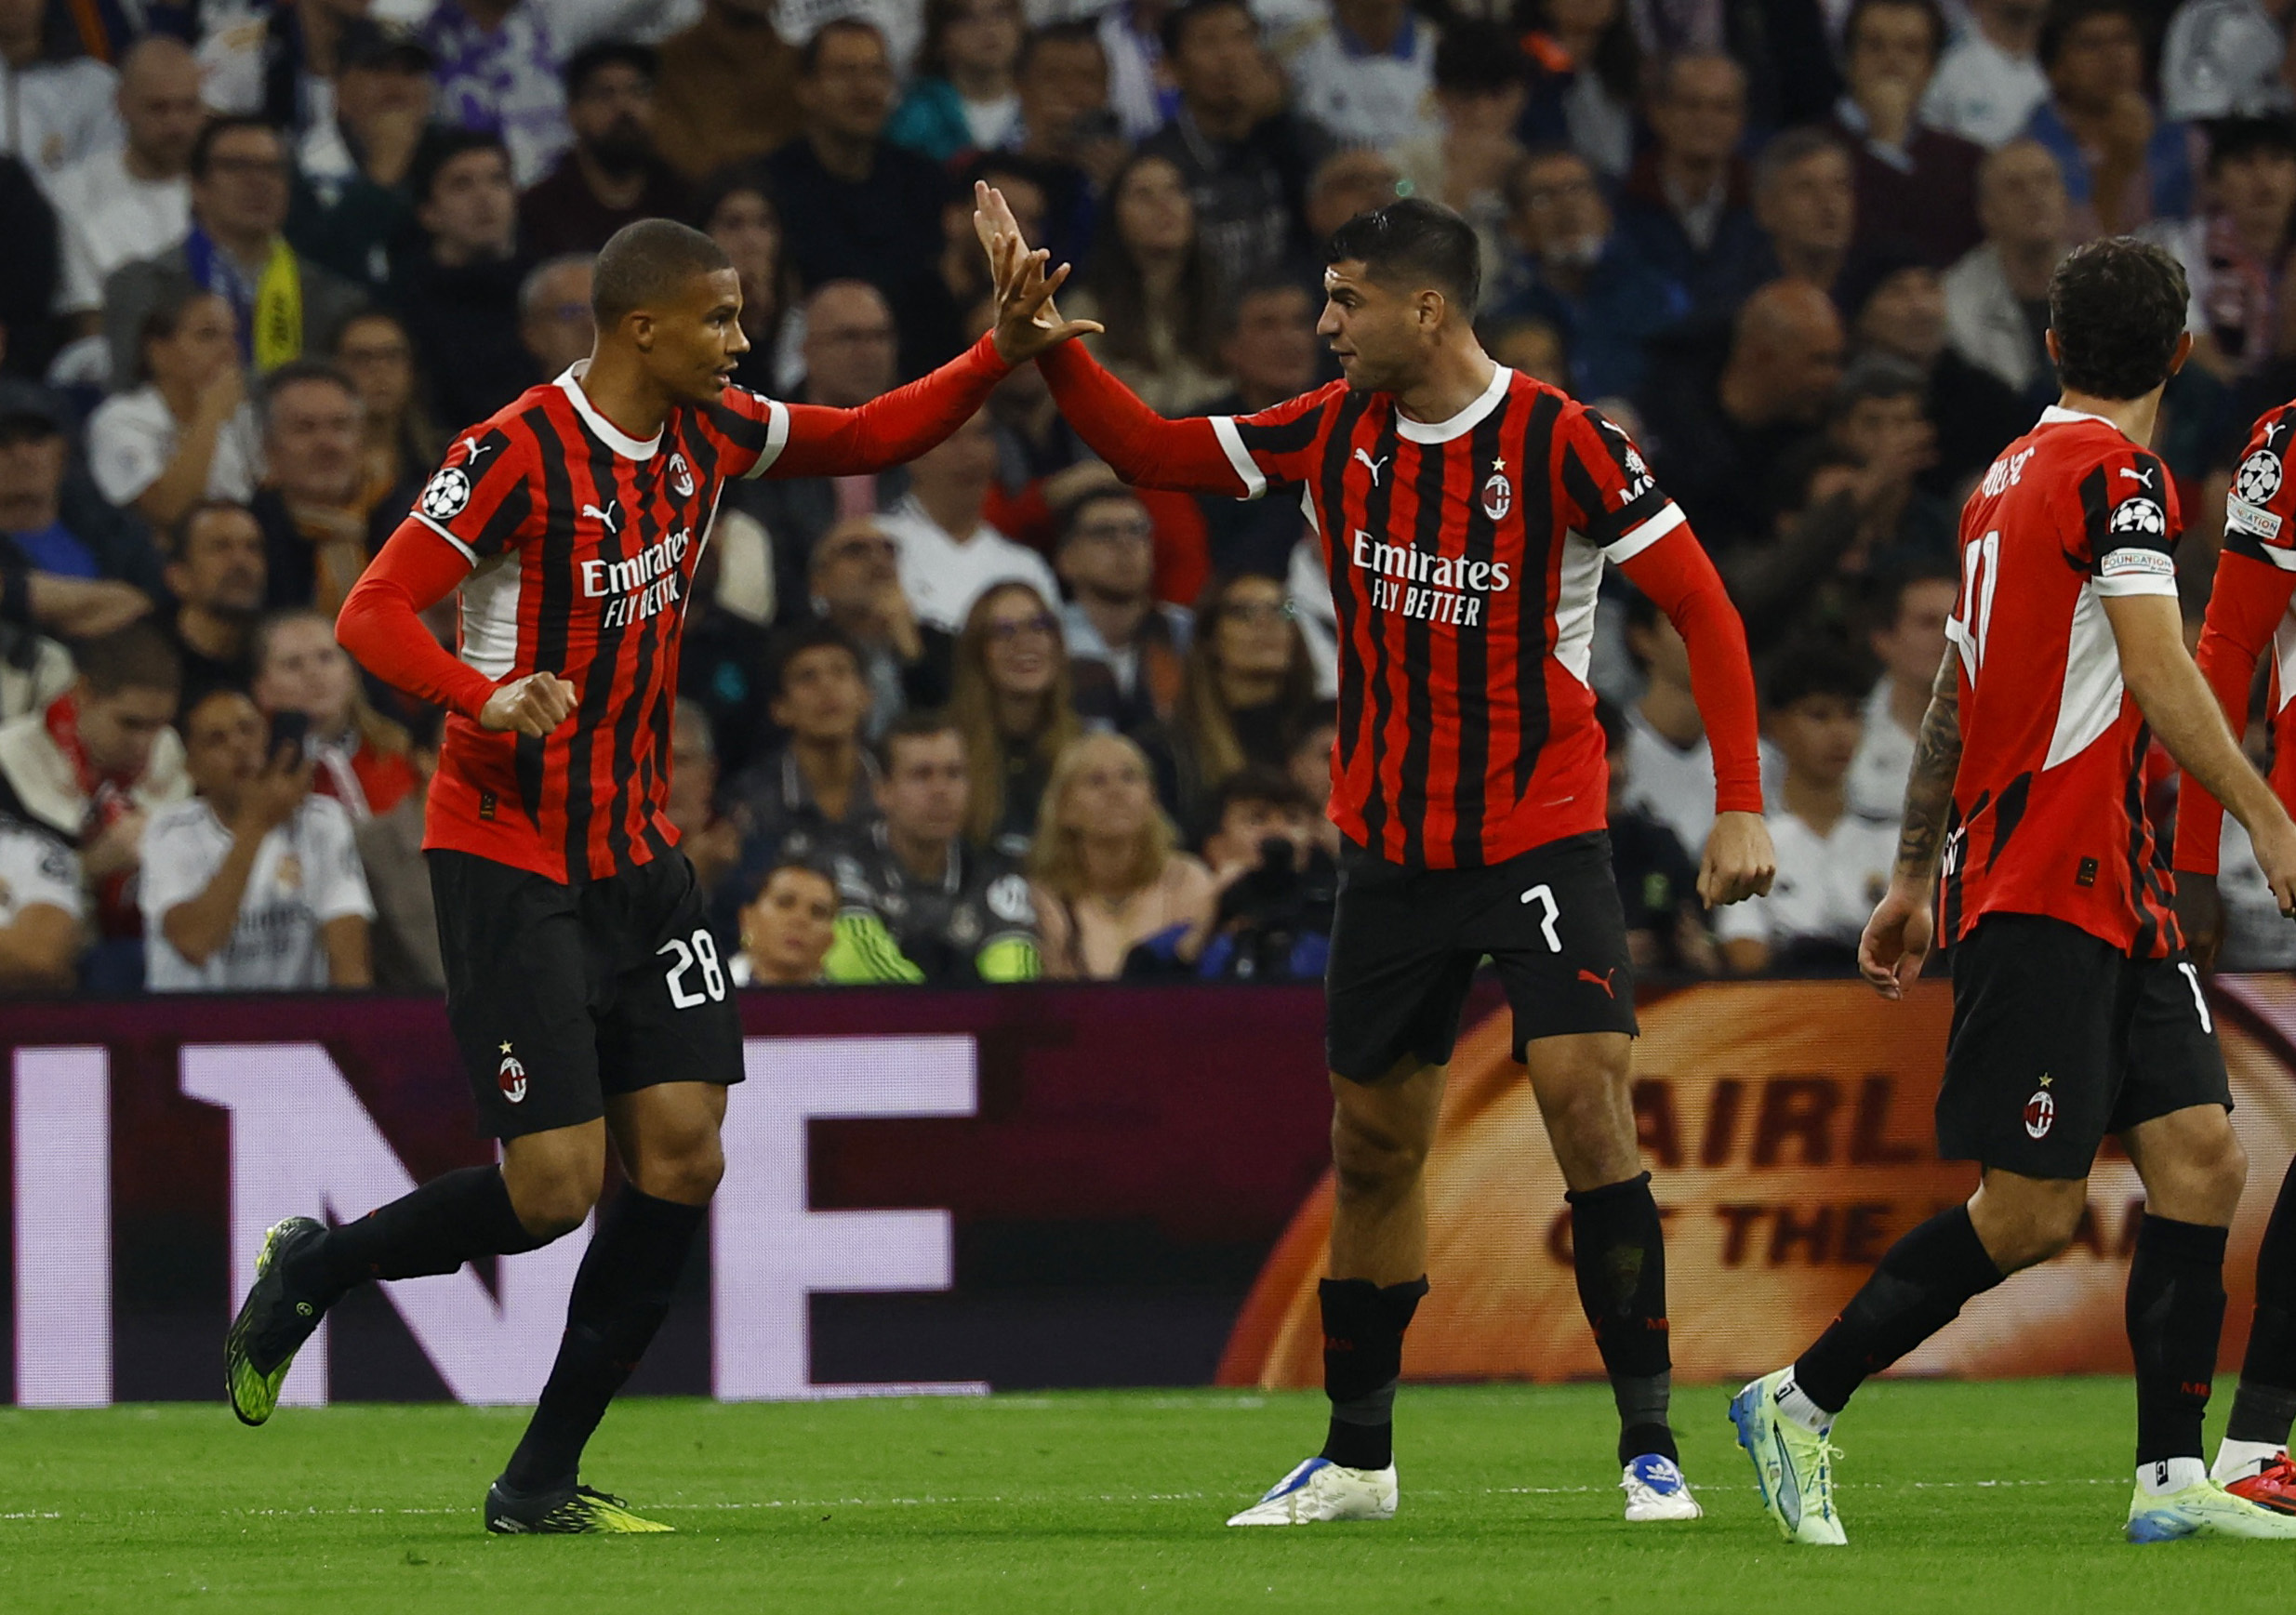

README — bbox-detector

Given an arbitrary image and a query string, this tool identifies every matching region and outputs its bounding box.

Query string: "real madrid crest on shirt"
[420,466,471,520]
[1481,457,1512,522]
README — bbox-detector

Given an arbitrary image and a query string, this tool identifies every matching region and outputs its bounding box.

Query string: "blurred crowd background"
[0,0,2291,999]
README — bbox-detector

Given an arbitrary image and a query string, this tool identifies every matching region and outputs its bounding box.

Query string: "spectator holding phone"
[140,688,373,991]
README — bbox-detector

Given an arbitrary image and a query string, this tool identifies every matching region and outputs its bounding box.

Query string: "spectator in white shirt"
[1617,586,1785,860]
[1921,0,2050,148]
[141,686,373,992]
[883,409,1058,632]
[2161,0,2296,122]
[1943,135,2070,397]
[1283,0,1439,152]
[46,37,199,325]
[1717,642,1899,975]
[0,811,82,990]
[1847,563,1957,817]
[86,276,261,528]
[1055,483,1191,731]
[0,0,120,187]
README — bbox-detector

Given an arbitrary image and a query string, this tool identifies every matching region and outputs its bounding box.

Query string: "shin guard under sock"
[1794,1203,2003,1415]
[502,1187,706,1493]
[2127,1213,2228,1471]
[306,1165,547,1299]
[1567,1172,1676,1464]
[2232,1158,2296,1450]
[1318,1277,1428,1472]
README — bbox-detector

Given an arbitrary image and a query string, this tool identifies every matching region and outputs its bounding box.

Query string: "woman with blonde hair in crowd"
[1029,730,1217,980]
[1066,152,1228,417]
[948,579,1082,859]
[330,309,444,523]
[1148,570,1321,838]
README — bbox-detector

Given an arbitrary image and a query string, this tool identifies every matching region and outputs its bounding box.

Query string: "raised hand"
[975,181,1101,364]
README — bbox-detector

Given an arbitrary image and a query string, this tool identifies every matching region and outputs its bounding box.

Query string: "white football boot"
[1226,1456,1399,1526]
[1621,1453,1705,1521]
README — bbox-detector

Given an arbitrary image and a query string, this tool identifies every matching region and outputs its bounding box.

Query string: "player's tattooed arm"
[1892,642,1962,882]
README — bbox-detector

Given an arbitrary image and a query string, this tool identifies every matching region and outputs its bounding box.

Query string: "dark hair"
[2047,236,2189,400]
[169,497,258,560]
[1753,126,1851,197]
[748,853,840,909]
[874,707,965,772]
[1054,482,1148,546]
[564,38,657,99]
[799,15,888,74]
[1326,198,1481,312]
[1207,761,1311,824]
[188,113,276,180]
[132,270,224,385]
[1843,0,1945,61]
[1870,556,1960,627]
[766,619,863,699]
[1433,20,1526,96]
[689,165,794,345]
[408,126,510,207]
[954,147,1055,198]
[2207,113,2296,175]
[1162,0,1253,59]
[1016,19,1104,77]
[1764,639,1874,710]
[2037,0,2142,70]
[1833,351,1927,407]
[260,358,358,417]
[592,218,733,324]
[1081,152,1223,372]
[1215,272,1315,343]
[917,0,1020,80]
[76,622,181,697]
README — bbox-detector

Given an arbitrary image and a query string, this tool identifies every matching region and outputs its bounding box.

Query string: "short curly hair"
[2046,236,2189,402]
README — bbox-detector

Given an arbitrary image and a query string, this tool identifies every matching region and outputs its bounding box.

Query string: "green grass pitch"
[2,1381,2287,1613]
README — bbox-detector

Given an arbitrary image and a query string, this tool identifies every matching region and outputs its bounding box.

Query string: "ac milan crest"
[2023,1084,2054,1140]
[498,1041,527,1105]
[1481,458,1513,522]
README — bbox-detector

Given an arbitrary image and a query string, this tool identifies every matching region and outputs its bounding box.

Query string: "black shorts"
[1937,912,2229,1179]
[431,849,745,1140]
[1324,830,1638,1083]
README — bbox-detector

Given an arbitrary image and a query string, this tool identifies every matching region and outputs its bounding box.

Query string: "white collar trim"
[556,361,661,458]
[2037,404,2130,442]
[1394,364,1513,444]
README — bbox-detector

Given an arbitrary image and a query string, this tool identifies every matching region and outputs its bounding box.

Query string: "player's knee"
[1331,1108,1430,1198]
[1975,1180,2088,1269]
[503,1159,604,1238]
[647,1137,724,1205]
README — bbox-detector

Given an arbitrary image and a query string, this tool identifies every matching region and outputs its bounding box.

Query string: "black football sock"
[501,1187,706,1494]
[2231,1158,2296,1450]
[1566,1172,1677,1465]
[300,1165,549,1301]
[1793,1204,2004,1416]
[2127,1213,2228,1472]
[1318,1277,1428,1472]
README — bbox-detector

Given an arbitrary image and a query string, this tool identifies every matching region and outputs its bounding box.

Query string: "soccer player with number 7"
[980,183,1776,1526]
[219,209,1098,1533]
[1735,237,2296,1547]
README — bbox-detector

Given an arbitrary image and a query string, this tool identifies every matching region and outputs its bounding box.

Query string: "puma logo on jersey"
[1353,447,1388,485]
[2269,418,2290,446]
[581,500,622,535]
[2118,465,2155,487]
[1577,967,1619,999]
[458,435,493,466]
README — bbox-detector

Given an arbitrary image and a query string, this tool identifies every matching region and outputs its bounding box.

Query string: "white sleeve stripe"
[410,510,480,564]
[1600,501,1685,563]
[1209,416,1265,500]
[2091,573,2181,598]
[744,399,791,479]
[2257,544,2296,573]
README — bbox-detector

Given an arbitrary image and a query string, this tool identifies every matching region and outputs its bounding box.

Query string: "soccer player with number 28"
[2170,371,2296,1517]
[1738,238,2296,1546]
[220,208,1098,1533]
[983,185,1776,1525]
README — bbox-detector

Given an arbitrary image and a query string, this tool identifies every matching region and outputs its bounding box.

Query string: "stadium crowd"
[0,0,2291,995]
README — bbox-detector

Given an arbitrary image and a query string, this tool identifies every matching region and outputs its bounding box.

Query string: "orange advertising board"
[1220,976,2296,1387]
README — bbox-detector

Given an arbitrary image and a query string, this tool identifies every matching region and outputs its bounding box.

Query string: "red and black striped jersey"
[1215,369,1705,864]
[1036,345,1762,868]
[2173,400,2296,876]
[340,336,1012,884]
[1940,406,2184,956]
